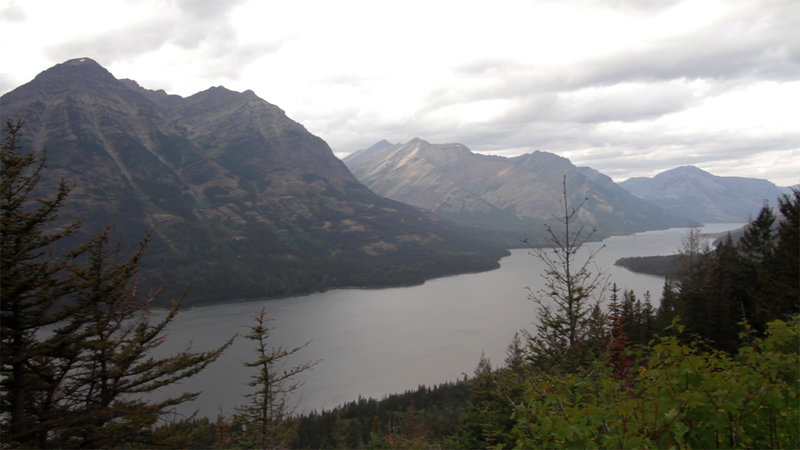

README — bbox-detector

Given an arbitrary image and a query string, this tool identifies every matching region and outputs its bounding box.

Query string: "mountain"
[0,58,508,305]
[620,166,791,223]
[343,139,394,168]
[343,139,692,245]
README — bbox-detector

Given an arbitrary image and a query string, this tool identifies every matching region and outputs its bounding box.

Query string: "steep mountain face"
[620,166,791,222]
[344,139,691,245]
[0,58,507,305]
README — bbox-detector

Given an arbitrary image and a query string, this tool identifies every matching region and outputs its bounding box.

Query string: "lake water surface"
[152,223,743,418]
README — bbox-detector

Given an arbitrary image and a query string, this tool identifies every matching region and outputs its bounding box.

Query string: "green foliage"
[510,316,800,449]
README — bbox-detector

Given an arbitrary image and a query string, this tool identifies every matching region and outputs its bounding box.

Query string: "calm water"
[151,223,742,418]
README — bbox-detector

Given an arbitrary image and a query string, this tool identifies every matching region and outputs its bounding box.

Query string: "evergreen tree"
[234,307,318,448]
[655,277,682,332]
[1,119,232,447]
[52,228,233,447]
[705,236,745,352]
[773,189,799,321]
[452,354,519,449]
[739,203,778,331]
[1,119,80,445]
[523,175,608,373]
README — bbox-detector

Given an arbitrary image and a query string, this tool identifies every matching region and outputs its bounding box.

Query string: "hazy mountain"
[620,166,791,223]
[343,138,692,245]
[0,58,507,305]
[344,139,394,168]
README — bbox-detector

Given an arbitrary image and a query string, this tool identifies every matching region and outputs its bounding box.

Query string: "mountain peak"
[62,57,102,67]
[371,139,393,148]
[11,57,121,98]
[662,165,710,177]
[37,57,113,80]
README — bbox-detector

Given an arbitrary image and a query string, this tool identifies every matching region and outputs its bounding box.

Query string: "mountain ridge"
[344,139,692,245]
[620,166,791,222]
[1,58,508,305]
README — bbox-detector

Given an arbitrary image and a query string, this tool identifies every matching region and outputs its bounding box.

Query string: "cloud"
[2,0,797,185]
[43,0,275,74]
[0,1,26,22]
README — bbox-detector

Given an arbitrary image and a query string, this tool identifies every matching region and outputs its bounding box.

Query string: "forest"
[2,118,798,448]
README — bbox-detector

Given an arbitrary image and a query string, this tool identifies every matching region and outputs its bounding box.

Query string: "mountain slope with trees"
[0,58,507,305]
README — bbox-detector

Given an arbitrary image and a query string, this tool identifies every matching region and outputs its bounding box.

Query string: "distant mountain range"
[620,166,792,223]
[344,139,692,245]
[0,58,507,305]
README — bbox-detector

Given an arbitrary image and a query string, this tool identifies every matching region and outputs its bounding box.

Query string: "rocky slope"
[344,139,691,245]
[620,166,791,223]
[0,58,507,305]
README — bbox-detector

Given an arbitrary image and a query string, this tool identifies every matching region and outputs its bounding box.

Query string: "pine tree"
[52,228,233,447]
[523,175,608,373]
[1,119,232,447]
[234,307,318,448]
[1,118,80,445]
[773,189,799,319]
[739,203,778,331]
[655,277,682,332]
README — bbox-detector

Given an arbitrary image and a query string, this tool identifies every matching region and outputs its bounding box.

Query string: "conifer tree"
[50,228,233,447]
[1,119,80,445]
[773,189,799,321]
[655,278,682,332]
[739,204,778,330]
[1,119,232,447]
[523,175,608,373]
[234,307,318,448]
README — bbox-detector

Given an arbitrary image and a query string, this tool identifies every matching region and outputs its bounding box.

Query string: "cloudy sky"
[1,0,798,185]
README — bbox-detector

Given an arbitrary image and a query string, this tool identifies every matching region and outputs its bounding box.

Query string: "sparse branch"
[522,175,608,373]
[235,306,320,448]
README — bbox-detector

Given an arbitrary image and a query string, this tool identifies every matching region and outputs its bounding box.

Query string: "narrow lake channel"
[150,223,743,418]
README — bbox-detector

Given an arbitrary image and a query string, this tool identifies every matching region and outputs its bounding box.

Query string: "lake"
[151,223,743,418]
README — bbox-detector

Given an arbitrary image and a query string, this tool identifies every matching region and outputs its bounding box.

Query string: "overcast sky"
[1,0,798,185]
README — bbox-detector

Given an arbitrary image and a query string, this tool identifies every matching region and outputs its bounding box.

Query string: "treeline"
[293,382,471,448]
[615,254,681,277]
